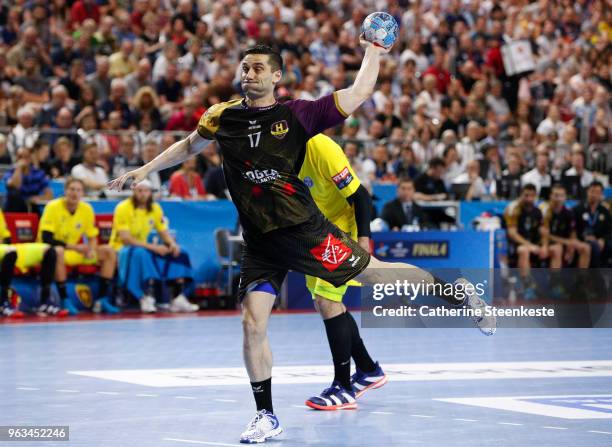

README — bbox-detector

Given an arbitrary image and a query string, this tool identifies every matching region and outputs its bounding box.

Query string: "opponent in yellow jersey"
[37,178,119,314]
[299,133,369,302]
[110,180,197,314]
[0,209,64,317]
[109,194,167,251]
[299,134,387,410]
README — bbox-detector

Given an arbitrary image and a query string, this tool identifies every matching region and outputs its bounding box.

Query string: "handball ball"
[361,12,399,49]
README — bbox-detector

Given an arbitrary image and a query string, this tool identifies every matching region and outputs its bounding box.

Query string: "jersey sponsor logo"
[248,120,261,130]
[310,233,352,272]
[332,167,353,190]
[271,120,289,139]
[243,168,279,184]
[303,176,314,188]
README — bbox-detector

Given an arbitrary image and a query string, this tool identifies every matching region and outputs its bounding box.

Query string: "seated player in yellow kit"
[37,177,119,315]
[301,134,387,411]
[109,180,197,314]
[0,210,65,318]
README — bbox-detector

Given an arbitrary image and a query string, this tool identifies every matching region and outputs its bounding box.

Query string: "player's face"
[240,54,281,100]
[134,186,152,205]
[65,182,84,205]
[551,188,566,205]
[587,186,602,205]
[521,189,537,207]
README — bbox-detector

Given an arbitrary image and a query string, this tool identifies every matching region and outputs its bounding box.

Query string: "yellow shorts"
[65,249,98,266]
[305,218,361,302]
[0,243,49,273]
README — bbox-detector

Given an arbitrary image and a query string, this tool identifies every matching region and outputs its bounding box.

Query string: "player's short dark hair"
[243,45,283,72]
[398,177,415,187]
[588,180,604,191]
[521,183,537,193]
[551,183,566,193]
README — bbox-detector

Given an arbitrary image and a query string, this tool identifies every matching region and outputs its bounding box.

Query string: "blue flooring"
[1,314,612,447]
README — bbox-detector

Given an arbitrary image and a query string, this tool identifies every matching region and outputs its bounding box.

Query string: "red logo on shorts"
[310,233,352,272]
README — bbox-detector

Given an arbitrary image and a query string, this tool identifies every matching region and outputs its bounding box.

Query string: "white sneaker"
[239,410,282,444]
[140,295,157,313]
[170,294,199,313]
[455,278,497,336]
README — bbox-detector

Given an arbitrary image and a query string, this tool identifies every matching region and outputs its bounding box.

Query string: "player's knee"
[53,246,65,259]
[242,310,267,340]
[550,245,562,257]
[517,246,529,256]
[100,245,117,261]
[579,243,591,255]
[314,296,344,319]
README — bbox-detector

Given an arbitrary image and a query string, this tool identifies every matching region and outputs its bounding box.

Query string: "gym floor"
[2,313,611,446]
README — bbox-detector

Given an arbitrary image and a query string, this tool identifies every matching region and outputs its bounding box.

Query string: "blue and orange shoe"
[350,362,388,398]
[93,297,120,315]
[305,381,357,410]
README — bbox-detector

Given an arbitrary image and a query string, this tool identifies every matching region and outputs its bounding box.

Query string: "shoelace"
[246,411,267,431]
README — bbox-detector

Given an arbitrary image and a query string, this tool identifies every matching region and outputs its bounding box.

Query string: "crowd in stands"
[0,0,608,206]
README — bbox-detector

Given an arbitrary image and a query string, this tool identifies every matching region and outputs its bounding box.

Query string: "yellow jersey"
[0,210,12,241]
[109,198,168,250]
[37,198,98,245]
[298,134,361,237]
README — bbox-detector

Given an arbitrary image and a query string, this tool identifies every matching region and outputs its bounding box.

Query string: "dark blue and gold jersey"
[197,94,347,234]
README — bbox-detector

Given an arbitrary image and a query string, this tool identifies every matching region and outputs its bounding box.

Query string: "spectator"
[132,86,163,132]
[309,25,341,74]
[495,152,523,200]
[41,107,79,151]
[452,160,488,201]
[100,78,134,129]
[169,159,209,200]
[521,147,553,199]
[86,56,111,103]
[563,149,594,195]
[165,97,200,132]
[38,177,118,315]
[381,178,429,231]
[125,58,153,99]
[37,85,71,128]
[415,74,442,121]
[50,137,80,179]
[504,184,549,299]
[540,184,591,269]
[414,157,448,202]
[536,104,566,140]
[13,55,49,103]
[456,121,481,168]
[573,181,612,267]
[3,146,52,212]
[70,0,100,26]
[8,105,39,158]
[155,63,183,108]
[362,144,395,184]
[392,145,420,180]
[71,143,109,196]
[109,39,136,78]
[6,26,51,75]
[109,180,197,313]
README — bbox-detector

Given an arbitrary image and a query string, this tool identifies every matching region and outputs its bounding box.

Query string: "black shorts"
[237,212,371,301]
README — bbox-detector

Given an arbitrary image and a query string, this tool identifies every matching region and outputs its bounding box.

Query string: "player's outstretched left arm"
[108,130,211,190]
[335,38,392,116]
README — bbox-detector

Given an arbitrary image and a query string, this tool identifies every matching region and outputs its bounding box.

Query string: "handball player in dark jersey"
[110,42,496,443]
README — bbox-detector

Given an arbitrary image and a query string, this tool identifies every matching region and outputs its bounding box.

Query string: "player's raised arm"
[334,38,392,117]
[108,130,211,190]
